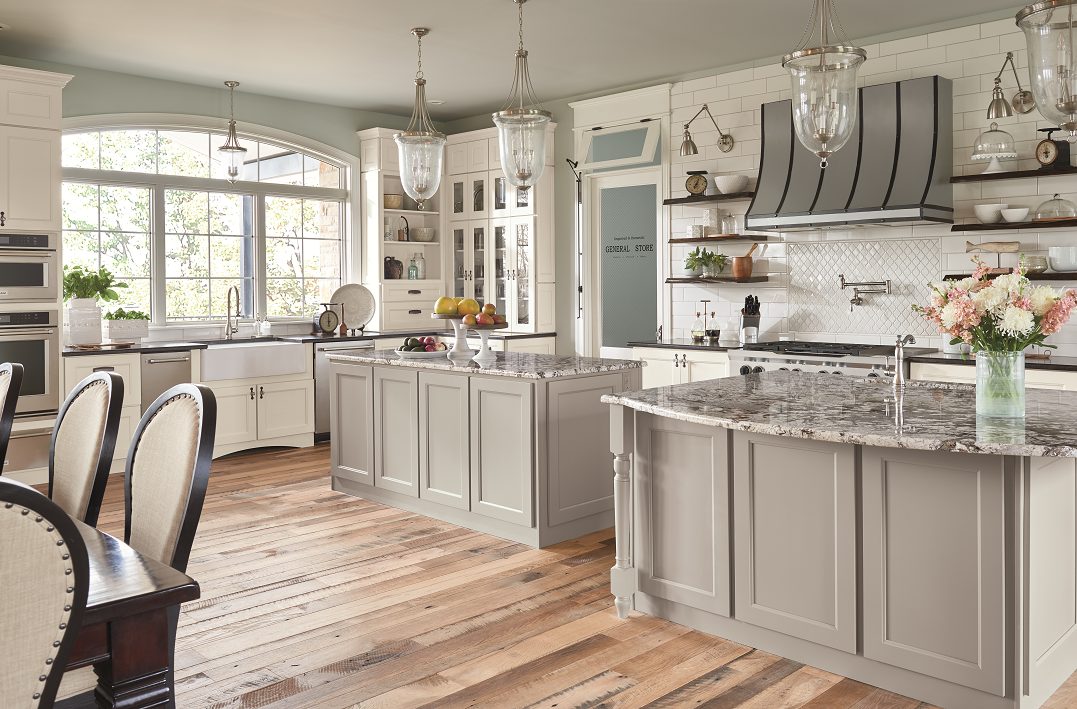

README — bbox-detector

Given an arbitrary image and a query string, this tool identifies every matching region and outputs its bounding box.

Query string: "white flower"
[940,301,963,328]
[956,277,978,291]
[993,273,1024,294]
[998,304,1035,336]
[1029,286,1058,316]
[972,285,1007,315]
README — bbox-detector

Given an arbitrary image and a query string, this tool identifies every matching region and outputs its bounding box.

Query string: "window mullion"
[255,193,267,320]
[151,186,167,325]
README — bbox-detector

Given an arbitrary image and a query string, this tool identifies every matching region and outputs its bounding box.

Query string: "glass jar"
[975,351,1025,419]
[691,313,706,342]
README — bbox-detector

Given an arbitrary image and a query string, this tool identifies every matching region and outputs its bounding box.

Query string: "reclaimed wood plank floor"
[58,443,1077,708]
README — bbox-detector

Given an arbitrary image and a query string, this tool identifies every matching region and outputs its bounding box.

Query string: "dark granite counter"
[629,338,740,351]
[62,342,208,358]
[909,351,1077,372]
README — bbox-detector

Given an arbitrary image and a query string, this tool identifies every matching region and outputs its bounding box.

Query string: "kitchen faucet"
[226,285,240,340]
[892,334,916,393]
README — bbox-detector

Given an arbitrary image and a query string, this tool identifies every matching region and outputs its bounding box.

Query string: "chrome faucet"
[225,285,240,340]
[892,334,916,393]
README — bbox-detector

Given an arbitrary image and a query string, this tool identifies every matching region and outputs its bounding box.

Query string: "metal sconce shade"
[394,28,446,210]
[493,0,551,191]
[679,104,734,157]
[986,51,1034,119]
[987,79,1014,119]
[679,127,699,157]
[217,80,247,184]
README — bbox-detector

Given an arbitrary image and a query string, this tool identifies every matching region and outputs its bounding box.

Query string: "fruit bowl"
[395,349,449,359]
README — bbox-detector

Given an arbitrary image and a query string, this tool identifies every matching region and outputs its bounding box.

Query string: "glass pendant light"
[394,28,446,210]
[782,0,866,168]
[1018,1,1077,139]
[218,81,247,183]
[492,0,551,191]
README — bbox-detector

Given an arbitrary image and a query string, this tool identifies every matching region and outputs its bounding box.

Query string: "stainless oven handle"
[146,357,190,364]
[0,250,57,257]
[0,328,57,336]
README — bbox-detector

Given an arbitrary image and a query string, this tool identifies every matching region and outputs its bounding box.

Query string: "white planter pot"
[104,319,149,343]
[66,300,102,346]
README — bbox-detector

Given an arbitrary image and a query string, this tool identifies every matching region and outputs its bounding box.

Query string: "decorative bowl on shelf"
[1048,246,1077,272]
[973,203,1007,224]
[411,227,436,242]
[1001,207,1029,223]
[714,175,749,194]
[384,194,404,210]
[1025,255,1048,274]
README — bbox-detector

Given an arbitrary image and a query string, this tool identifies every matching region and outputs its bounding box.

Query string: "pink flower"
[972,259,991,281]
[1042,290,1077,335]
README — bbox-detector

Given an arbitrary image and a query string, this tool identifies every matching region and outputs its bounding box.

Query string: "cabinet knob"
[259,385,265,400]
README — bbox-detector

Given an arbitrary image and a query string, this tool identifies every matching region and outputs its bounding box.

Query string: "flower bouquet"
[913,258,1077,417]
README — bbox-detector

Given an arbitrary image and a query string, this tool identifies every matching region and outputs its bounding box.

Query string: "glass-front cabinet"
[452,222,486,301]
[449,215,537,331]
[510,217,535,330]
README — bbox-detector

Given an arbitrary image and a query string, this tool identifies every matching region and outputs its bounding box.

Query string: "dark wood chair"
[0,477,90,708]
[0,362,24,474]
[49,372,124,528]
[123,383,216,706]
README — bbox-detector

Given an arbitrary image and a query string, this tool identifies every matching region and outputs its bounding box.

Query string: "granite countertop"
[909,351,1077,372]
[328,349,641,379]
[629,338,741,351]
[602,370,1077,458]
[62,342,208,358]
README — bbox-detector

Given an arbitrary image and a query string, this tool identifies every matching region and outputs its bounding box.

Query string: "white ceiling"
[0,0,1023,120]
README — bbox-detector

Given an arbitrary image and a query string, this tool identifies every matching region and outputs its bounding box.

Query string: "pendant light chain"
[416,31,424,80]
[518,0,525,52]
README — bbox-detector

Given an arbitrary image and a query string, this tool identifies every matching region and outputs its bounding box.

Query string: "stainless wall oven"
[0,233,59,302]
[0,310,60,416]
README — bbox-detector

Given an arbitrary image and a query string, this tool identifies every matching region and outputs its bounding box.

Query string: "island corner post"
[609,403,635,620]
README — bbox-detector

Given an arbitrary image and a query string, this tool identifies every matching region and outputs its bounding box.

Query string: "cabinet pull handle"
[681,355,688,367]
[92,366,114,373]
[259,385,264,400]
[146,357,190,364]
[407,289,421,295]
[250,386,255,400]
[408,309,421,315]
[0,211,5,227]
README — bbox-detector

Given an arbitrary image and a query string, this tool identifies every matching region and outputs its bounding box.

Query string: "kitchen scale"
[312,303,342,336]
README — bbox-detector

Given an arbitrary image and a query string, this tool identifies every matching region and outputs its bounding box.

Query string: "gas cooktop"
[739,341,892,358]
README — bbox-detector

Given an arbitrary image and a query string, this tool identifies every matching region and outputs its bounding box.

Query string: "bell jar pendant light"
[394,28,446,211]
[492,0,551,191]
[1018,1,1077,139]
[218,81,247,184]
[781,0,866,168]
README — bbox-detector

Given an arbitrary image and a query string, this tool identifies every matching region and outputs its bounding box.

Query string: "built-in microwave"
[0,233,58,302]
[0,310,60,416]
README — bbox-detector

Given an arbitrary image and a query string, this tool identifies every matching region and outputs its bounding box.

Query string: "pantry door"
[586,169,661,359]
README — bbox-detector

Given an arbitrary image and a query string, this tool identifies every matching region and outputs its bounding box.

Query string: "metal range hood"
[746,76,953,231]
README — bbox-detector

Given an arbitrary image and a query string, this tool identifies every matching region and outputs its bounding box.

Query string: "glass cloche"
[971,122,1017,173]
[1035,194,1077,222]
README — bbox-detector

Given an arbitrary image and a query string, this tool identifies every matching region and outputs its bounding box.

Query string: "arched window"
[61,124,350,323]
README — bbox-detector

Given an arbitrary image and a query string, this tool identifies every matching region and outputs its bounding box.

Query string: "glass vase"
[975,351,1025,419]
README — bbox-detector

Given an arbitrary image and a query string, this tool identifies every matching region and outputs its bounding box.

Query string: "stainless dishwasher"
[315,340,374,441]
[140,352,194,410]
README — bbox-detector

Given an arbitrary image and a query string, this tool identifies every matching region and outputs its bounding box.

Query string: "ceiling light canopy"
[394,28,446,210]
[782,0,866,168]
[217,80,247,184]
[1017,1,1077,139]
[492,0,551,192]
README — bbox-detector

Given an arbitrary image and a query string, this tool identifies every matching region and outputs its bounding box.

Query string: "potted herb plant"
[63,265,128,346]
[103,308,150,343]
[683,247,709,277]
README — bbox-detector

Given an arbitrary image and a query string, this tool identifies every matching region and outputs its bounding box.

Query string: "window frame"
[60,114,359,327]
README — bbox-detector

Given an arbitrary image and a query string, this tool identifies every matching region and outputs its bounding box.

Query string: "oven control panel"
[0,311,56,327]
[0,234,53,249]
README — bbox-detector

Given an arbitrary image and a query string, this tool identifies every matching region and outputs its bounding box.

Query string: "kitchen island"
[328,350,642,547]
[603,371,1077,709]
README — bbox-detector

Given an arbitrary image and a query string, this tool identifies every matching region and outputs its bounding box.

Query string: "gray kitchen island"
[604,371,1077,709]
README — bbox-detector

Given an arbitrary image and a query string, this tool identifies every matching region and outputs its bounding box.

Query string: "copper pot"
[731,256,753,281]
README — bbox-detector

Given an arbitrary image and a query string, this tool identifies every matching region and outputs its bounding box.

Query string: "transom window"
[61,126,348,324]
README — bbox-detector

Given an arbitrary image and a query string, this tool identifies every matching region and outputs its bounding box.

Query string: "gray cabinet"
[636,415,730,616]
[418,371,470,509]
[330,364,374,486]
[373,367,419,497]
[861,446,1005,696]
[469,377,534,526]
[733,431,857,653]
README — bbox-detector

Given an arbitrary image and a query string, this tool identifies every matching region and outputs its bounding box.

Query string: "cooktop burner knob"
[792,368,802,372]
[818,370,828,375]
[752,366,764,373]
[739,365,751,375]
[778,367,789,371]
[832,370,842,375]
[867,372,879,378]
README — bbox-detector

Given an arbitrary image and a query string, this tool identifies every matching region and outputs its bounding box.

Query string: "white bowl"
[1001,207,1029,223]
[973,203,1008,224]
[1049,246,1077,272]
[714,175,749,194]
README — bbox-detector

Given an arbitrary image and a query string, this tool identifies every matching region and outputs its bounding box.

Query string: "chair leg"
[166,604,179,709]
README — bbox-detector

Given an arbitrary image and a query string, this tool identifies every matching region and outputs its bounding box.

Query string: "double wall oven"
[0,310,60,416]
[0,233,59,302]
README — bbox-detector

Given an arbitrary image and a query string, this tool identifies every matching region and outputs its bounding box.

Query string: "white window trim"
[576,120,661,172]
[60,113,361,326]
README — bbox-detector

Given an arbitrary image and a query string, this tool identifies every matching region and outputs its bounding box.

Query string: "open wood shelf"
[663,192,754,207]
[669,234,769,245]
[665,275,770,284]
[951,219,1077,232]
[944,271,1077,281]
[951,167,1077,183]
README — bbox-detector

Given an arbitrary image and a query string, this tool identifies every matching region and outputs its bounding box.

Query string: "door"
[209,384,258,446]
[373,367,419,497]
[418,371,470,509]
[0,125,60,231]
[469,222,487,304]
[491,218,510,318]
[331,364,374,485]
[449,175,467,220]
[468,173,488,220]
[451,224,472,300]
[490,171,511,218]
[586,169,661,358]
[509,216,536,332]
[638,350,681,389]
[470,377,534,526]
[733,432,857,652]
[257,379,315,439]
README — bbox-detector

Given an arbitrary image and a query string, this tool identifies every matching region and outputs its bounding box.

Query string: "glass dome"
[971,122,1017,173]
[1035,193,1077,221]
[1018,1,1077,137]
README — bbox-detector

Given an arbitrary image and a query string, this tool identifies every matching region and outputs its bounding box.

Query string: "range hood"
[746,76,952,231]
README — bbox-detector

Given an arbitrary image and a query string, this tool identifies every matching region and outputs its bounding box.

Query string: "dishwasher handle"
[145,356,191,364]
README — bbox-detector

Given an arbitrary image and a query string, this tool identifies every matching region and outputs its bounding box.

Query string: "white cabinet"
[451,222,487,302]
[504,336,556,355]
[912,360,1077,391]
[490,171,511,218]
[470,376,534,526]
[633,347,730,388]
[64,352,141,398]
[256,379,314,439]
[418,371,470,509]
[0,125,61,231]
[468,173,488,219]
[468,140,489,173]
[211,383,260,447]
[373,367,419,497]
[447,142,469,176]
[0,77,63,130]
[685,356,730,382]
[205,373,314,457]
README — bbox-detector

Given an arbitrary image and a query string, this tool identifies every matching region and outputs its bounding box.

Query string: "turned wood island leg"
[609,404,635,619]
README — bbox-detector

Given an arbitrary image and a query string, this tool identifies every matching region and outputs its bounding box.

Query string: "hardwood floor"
[63,444,1077,708]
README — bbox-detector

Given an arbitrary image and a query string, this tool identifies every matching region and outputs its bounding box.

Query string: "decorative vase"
[975,351,1025,418]
[104,319,149,343]
[67,298,102,346]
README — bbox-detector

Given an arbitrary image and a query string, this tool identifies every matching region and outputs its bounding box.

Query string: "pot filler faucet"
[226,285,240,340]
[839,274,892,312]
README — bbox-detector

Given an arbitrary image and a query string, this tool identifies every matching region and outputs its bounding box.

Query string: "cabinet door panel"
[374,368,419,497]
[470,377,533,526]
[468,140,489,172]
[209,384,258,447]
[331,365,374,485]
[490,170,511,218]
[257,379,314,439]
[0,79,62,129]
[686,358,729,382]
[638,351,678,389]
[451,224,471,299]
[419,372,470,509]
[636,415,730,615]
[862,446,1005,695]
[449,175,467,220]
[509,216,536,332]
[733,431,856,652]
[447,142,468,176]
[468,173,488,219]
[0,125,60,231]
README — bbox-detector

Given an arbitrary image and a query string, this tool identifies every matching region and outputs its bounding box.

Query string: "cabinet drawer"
[381,281,441,302]
[65,353,141,400]
[382,302,436,330]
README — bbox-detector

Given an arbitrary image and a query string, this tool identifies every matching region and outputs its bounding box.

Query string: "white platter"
[330,284,375,330]
[395,349,449,360]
